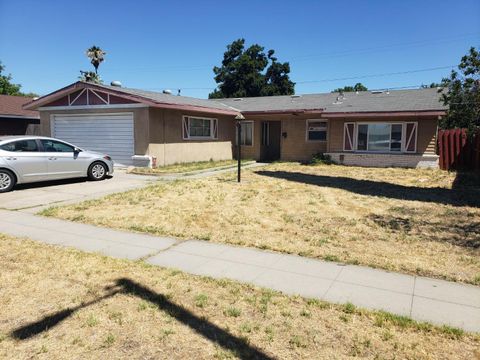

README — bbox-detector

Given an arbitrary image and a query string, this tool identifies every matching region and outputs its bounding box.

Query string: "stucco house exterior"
[24,81,446,168]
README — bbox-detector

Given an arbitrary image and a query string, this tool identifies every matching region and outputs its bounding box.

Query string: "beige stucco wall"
[38,107,150,155]
[147,108,236,166]
[38,103,439,167]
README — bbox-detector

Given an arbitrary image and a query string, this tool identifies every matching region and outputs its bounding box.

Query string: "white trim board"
[39,104,148,111]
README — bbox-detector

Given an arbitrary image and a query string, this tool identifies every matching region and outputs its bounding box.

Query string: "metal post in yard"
[235,114,245,183]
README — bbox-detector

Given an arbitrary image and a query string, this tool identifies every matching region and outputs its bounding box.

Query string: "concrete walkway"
[0,208,478,333]
[0,170,159,214]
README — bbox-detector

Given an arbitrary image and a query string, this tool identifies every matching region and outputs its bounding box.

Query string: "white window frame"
[353,122,417,153]
[305,119,328,142]
[404,122,418,153]
[182,115,218,140]
[236,120,254,147]
[343,122,356,151]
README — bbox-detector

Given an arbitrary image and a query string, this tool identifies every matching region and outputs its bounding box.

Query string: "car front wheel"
[0,169,16,193]
[88,162,108,181]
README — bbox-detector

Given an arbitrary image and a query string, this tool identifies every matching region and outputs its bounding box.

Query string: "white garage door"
[52,113,134,166]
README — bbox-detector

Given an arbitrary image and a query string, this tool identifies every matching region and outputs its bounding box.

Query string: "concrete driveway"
[0,170,157,213]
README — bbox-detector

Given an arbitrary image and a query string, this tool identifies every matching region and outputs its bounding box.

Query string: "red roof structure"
[0,95,39,119]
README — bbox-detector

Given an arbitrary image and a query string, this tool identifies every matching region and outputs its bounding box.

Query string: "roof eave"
[24,81,239,115]
[0,114,40,120]
[241,108,324,116]
[322,110,446,117]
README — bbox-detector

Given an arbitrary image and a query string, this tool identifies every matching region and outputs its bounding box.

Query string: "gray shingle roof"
[95,83,238,112]
[211,88,446,113]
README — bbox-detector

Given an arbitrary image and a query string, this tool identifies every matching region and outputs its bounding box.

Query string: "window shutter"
[343,122,355,151]
[182,117,190,139]
[405,122,417,153]
[213,119,218,139]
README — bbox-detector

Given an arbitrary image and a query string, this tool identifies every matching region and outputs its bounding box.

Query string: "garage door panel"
[52,114,135,166]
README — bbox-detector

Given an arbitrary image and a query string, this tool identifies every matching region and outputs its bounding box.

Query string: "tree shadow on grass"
[255,170,480,208]
[10,278,274,360]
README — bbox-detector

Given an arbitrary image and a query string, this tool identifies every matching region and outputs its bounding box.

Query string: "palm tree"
[86,46,106,74]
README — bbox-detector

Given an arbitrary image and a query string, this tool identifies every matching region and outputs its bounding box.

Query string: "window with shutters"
[182,116,218,140]
[344,122,418,153]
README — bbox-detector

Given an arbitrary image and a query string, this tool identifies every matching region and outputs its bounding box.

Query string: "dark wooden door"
[260,121,281,161]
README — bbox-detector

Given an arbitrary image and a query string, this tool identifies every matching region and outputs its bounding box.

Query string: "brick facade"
[325,152,439,168]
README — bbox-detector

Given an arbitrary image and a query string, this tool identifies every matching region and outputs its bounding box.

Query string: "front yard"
[130,159,251,175]
[1,235,478,359]
[42,163,480,284]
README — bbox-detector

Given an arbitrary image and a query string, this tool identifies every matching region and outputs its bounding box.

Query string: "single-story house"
[23,81,447,168]
[0,95,40,135]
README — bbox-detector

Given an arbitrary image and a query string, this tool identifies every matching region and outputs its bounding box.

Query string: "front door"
[260,121,281,161]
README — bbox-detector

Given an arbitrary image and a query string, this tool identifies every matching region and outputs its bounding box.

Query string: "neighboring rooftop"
[0,95,39,118]
[212,88,447,113]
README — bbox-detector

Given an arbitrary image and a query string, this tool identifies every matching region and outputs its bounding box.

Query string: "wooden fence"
[438,128,480,171]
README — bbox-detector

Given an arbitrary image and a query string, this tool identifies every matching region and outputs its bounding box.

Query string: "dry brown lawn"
[1,234,479,359]
[41,163,480,285]
[131,159,250,175]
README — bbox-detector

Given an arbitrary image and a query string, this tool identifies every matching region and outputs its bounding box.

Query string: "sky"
[1,0,479,98]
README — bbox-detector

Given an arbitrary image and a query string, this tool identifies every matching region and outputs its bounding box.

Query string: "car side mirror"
[74,147,81,153]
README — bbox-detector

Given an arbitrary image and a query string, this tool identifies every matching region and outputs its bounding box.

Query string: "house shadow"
[10,278,274,360]
[255,170,480,208]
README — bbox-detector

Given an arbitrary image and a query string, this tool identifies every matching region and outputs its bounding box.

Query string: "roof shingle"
[212,88,446,113]
[0,95,40,118]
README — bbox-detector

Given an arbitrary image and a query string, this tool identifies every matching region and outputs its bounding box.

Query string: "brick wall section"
[241,114,327,161]
[280,118,327,161]
[325,152,439,168]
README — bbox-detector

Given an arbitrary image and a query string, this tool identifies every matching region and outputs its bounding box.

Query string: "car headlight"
[103,155,112,161]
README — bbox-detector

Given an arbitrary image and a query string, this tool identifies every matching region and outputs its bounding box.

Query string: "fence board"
[438,128,480,171]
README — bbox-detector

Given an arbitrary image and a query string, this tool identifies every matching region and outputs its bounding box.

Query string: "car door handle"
[6,157,17,160]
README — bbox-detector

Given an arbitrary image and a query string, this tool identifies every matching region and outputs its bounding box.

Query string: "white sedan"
[0,136,114,193]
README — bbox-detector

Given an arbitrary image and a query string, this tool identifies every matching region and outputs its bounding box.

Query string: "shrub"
[310,153,333,165]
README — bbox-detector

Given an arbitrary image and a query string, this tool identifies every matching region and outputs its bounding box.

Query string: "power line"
[295,65,455,84]
[103,32,479,73]
[115,65,459,94]
[290,32,480,62]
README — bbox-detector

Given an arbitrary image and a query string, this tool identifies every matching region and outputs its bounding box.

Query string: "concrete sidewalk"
[0,208,479,333]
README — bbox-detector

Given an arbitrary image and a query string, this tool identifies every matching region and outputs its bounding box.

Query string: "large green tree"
[0,62,38,97]
[332,83,368,93]
[209,39,295,98]
[439,47,480,130]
